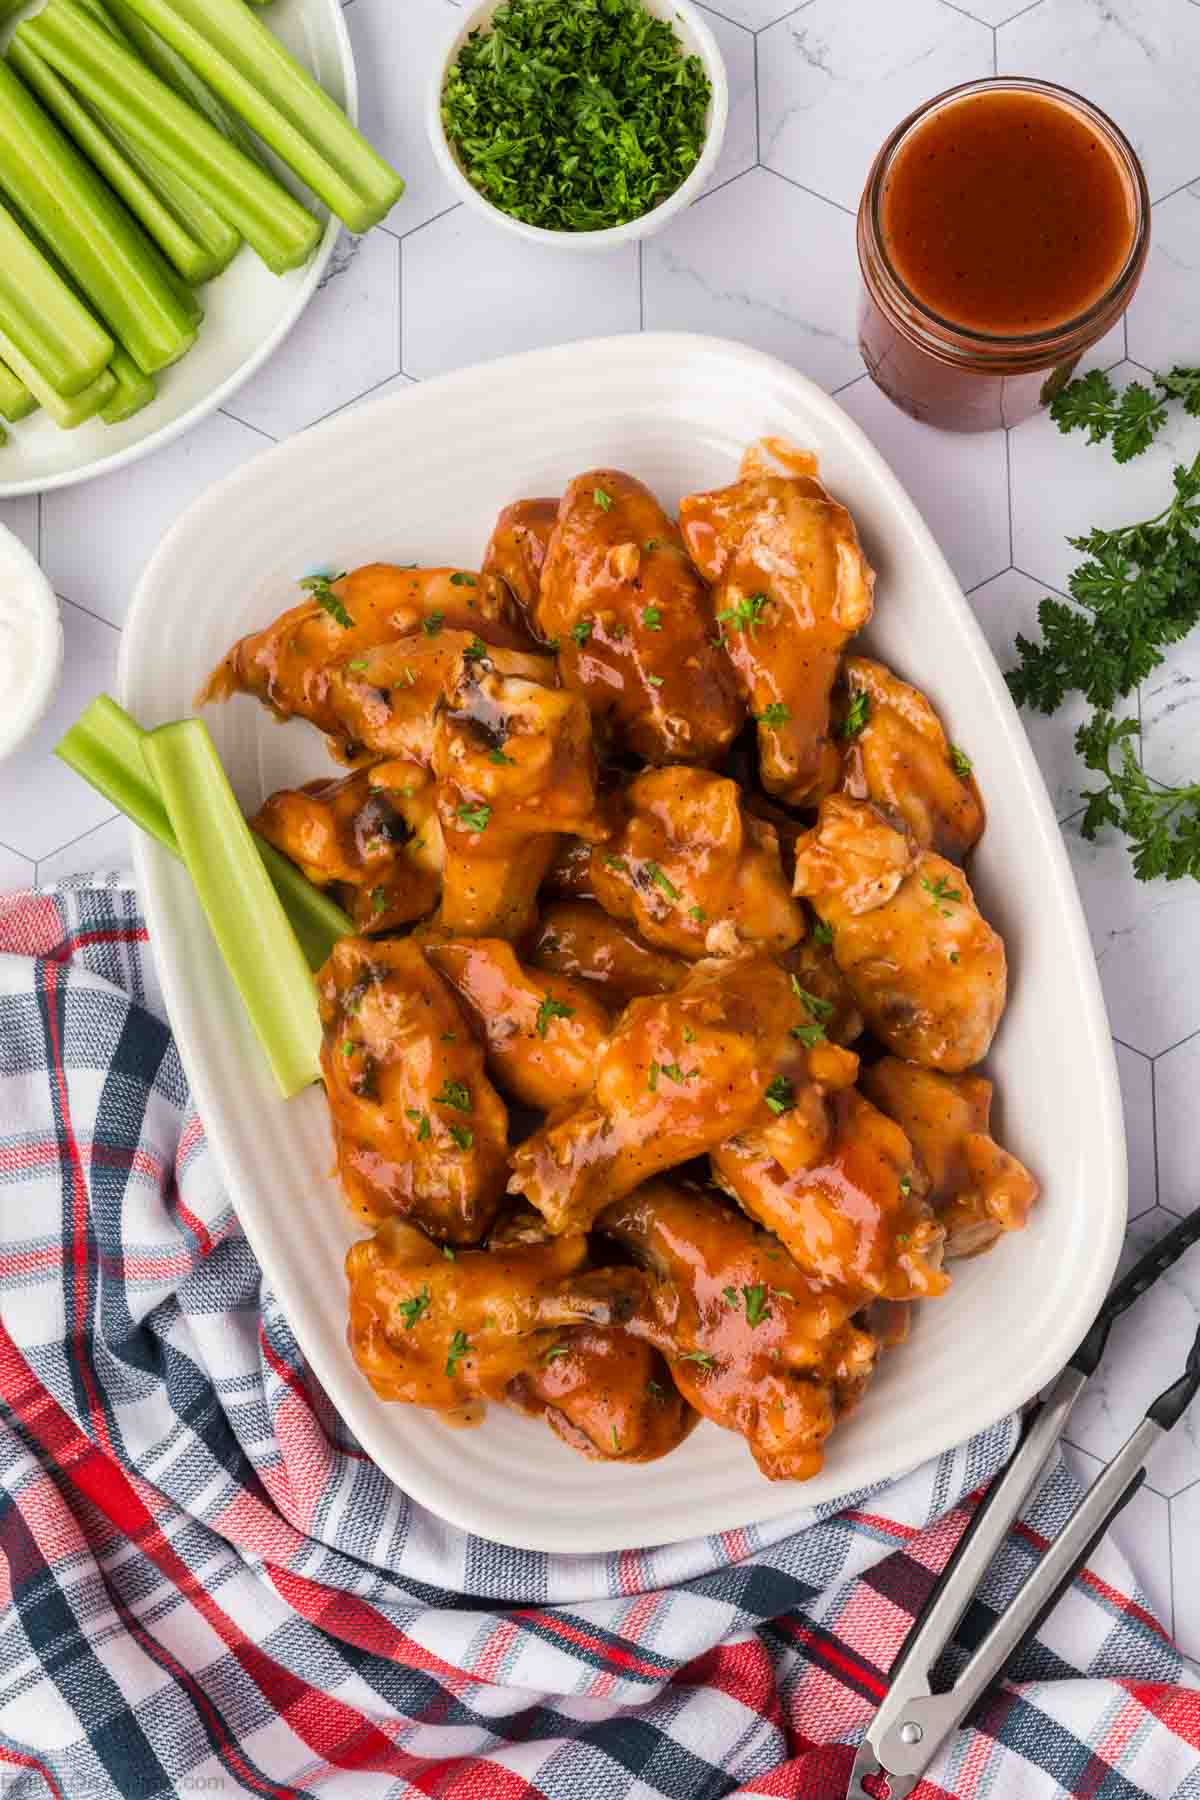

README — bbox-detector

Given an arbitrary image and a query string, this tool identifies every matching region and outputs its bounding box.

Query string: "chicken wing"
[482,498,559,624]
[432,655,604,938]
[527,900,688,1005]
[318,937,509,1243]
[597,1182,878,1482]
[778,933,865,1046]
[425,937,610,1112]
[588,766,805,960]
[712,1088,948,1305]
[792,796,1006,1071]
[509,951,830,1235]
[860,1057,1039,1258]
[679,472,875,805]
[538,470,743,765]
[199,564,535,732]
[837,656,984,860]
[252,761,443,934]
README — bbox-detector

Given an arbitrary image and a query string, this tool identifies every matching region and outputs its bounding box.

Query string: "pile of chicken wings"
[202,452,1038,1483]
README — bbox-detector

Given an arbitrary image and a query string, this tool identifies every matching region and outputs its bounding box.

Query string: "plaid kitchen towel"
[0,879,1197,1800]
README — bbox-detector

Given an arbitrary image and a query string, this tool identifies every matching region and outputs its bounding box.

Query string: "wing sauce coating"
[598,1182,878,1482]
[860,1057,1039,1258]
[318,937,509,1243]
[527,900,689,1005]
[679,472,875,804]
[482,498,559,623]
[838,656,984,860]
[792,796,1006,1071]
[538,470,744,765]
[588,766,806,959]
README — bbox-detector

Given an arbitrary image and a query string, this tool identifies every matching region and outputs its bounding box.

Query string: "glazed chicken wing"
[432,655,605,938]
[779,933,864,1046]
[424,937,610,1112]
[198,564,535,733]
[318,937,509,1243]
[860,1057,1039,1258]
[597,1182,878,1482]
[793,796,1006,1071]
[712,1088,948,1305]
[538,470,743,765]
[527,900,688,1004]
[346,1215,690,1461]
[679,472,875,805]
[252,761,443,934]
[509,951,826,1235]
[482,498,559,623]
[837,656,984,860]
[589,766,805,960]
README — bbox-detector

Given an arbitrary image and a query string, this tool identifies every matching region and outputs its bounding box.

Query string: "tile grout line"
[1150,1058,1161,1212]
[33,812,123,878]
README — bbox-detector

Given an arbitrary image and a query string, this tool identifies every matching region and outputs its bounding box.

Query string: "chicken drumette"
[527,900,689,1005]
[318,936,509,1243]
[792,796,1007,1072]
[482,498,559,624]
[860,1057,1039,1258]
[679,471,875,805]
[538,470,743,765]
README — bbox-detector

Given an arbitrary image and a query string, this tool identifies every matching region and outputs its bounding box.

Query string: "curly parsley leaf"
[1077,713,1200,882]
[1050,365,1200,463]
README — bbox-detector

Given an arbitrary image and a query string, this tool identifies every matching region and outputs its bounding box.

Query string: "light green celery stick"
[0,57,198,373]
[115,0,404,231]
[22,2,320,274]
[0,0,23,19]
[55,695,353,970]
[0,423,7,446]
[6,34,220,285]
[0,192,114,396]
[143,719,322,1096]
[100,0,266,170]
[0,327,115,427]
[0,359,36,423]
[100,346,156,422]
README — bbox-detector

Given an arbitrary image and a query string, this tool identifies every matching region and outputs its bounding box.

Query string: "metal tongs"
[848,1206,1200,1800]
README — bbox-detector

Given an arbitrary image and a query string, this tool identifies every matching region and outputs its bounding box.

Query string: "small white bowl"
[0,524,62,762]
[427,0,728,253]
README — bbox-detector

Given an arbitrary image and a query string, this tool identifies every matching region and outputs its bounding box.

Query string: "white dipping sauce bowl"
[0,524,64,763]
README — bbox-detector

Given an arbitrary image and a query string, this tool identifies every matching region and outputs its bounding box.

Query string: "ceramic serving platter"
[0,0,352,498]
[119,333,1126,1553]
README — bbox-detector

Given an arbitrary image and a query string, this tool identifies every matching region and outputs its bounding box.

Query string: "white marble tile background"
[2,0,1200,1657]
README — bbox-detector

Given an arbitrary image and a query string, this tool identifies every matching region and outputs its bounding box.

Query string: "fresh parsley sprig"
[1050,366,1200,463]
[1077,713,1200,882]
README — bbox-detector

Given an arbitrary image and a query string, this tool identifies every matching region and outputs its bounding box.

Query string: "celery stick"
[143,720,322,1097]
[0,193,114,397]
[100,0,267,172]
[6,35,220,286]
[0,58,199,374]
[100,346,156,423]
[22,3,321,275]
[55,695,353,970]
[0,326,116,427]
[115,0,404,231]
[0,359,36,423]
[0,423,7,447]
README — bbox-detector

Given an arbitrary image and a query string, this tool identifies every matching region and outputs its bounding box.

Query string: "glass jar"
[857,77,1150,433]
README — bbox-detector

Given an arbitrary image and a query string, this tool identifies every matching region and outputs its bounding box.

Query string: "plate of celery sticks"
[0,0,404,496]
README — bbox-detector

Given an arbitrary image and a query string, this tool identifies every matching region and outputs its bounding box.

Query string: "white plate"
[119,334,1126,1554]
[0,0,352,499]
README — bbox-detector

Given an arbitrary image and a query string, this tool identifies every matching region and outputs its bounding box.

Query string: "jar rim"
[859,76,1150,366]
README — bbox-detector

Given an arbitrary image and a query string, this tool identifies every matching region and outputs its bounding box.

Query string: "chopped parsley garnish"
[812,919,834,946]
[921,874,962,916]
[742,1283,770,1328]
[448,1124,474,1151]
[463,636,490,662]
[611,1426,620,1452]
[536,995,575,1038]
[764,1076,795,1116]
[542,1342,570,1362]
[348,657,370,672]
[406,1107,432,1142]
[644,538,662,552]
[602,853,628,874]
[456,801,492,832]
[791,1023,826,1049]
[899,1174,913,1198]
[642,605,662,631]
[645,860,679,900]
[688,905,706,923]
[659,1061,694,1084]
[717,593,770,638]
[678,1350,715,1369]
[839,690,871,738]
[594,487,613,511]
[441,1031,457,1043]
[647,1379,666,1401]
[394,668,416,688]
[445,1331,471,1377]
[789,977,833,1020]
[758,702,790,727]
[443,1245,456,1261]
[489,747,515,765]
[450,571,477,587]
[722,1286,739,1308]
[647,674,664,686]
[300,572,352,627]
[682,1025,696,1043]
[950,744,973,778]
[370,886,388,915]
[422,612,444,637]
[396,1285,431,1331]
[949,950,960,964]
[647,1060,660,1093]
[570,617,594,645]
[434,1080,472,1113]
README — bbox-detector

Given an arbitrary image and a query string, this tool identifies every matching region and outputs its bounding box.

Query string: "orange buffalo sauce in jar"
[857,79,1149,431]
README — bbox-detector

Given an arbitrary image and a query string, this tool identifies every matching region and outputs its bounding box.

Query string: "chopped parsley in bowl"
[431,0,727,247]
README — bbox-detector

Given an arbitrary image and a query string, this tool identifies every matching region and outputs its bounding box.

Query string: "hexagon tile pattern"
[5,0,1200,1661]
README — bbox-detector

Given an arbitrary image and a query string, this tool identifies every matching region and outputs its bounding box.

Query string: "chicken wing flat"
[527,900,688,1005]
[712,1088,948,1305]
[793,796,1006,1071]
[538,470,743,765]
[432,657,604,938]
[679,472,875,805]
[199,564,535,732]
[252,761,443,934]
[509,951,828,1235]
[424,937,610,1112]
[589,767,805,960]
[860,1057,1039,1258]
[482,498,559,623]
[779,934,865,1046]
[837,656,984,860]
[598,1182,878,1482]
[318,937,508,1242]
